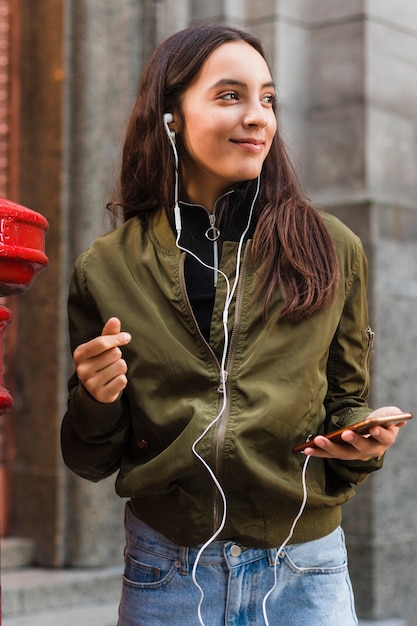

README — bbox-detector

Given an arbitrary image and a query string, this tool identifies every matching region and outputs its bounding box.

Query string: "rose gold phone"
[293,412,413,453]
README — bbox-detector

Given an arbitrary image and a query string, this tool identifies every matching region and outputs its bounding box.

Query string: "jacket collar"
[150,186,252,253]
[150,206,178,254]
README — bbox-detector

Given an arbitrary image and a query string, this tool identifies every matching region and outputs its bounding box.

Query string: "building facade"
[1,0,417,623]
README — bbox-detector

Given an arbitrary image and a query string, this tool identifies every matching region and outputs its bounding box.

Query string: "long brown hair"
[109,23,339,322]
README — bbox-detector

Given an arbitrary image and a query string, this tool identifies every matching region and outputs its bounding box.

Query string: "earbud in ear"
[163,112,180,231]
[163,113,175,140]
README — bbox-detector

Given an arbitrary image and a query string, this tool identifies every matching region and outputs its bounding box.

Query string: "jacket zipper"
[360,325,375,398]
[205,213,220,287]
[180,193,231,289]
[211,242,251,535]
[179,239,251,537]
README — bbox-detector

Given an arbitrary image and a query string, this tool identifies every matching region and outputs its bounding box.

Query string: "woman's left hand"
[303,406,407,461]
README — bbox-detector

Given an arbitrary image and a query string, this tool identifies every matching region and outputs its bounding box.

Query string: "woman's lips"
[231,138,264,152]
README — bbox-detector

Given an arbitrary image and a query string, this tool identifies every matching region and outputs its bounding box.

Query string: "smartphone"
[293,412,413,453]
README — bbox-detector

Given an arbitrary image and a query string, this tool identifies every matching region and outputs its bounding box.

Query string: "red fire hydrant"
[0,197,48,623]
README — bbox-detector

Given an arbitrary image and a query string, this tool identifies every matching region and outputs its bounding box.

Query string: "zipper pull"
[366,326,375,351]
[217,370,228,393]
[205,214,220,241]
[205,214,220,287]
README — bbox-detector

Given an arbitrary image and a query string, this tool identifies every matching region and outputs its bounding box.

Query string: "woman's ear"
[169,109,183,135]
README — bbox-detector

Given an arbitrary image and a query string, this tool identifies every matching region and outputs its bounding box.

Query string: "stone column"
[13,0,191,570]
[60,0,146,567]
[246,0,311,180]
[191,0,246,26]
[13,0,146,567]
[12,0,67,567]
[306,1,417,623]
[60,0,191,568]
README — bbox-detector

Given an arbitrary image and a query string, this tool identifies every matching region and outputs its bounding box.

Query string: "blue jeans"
[118,503,358,626]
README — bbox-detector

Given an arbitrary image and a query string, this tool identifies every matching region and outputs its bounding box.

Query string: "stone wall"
[304,3,417,623]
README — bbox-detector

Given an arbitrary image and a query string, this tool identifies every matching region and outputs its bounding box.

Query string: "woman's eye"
[221,92,239,101]
[263,94,277,105]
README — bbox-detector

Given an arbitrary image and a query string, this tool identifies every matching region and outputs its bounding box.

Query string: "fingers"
[74,317,131,362]
[81,353,129,404]
[73,317,132,404]
[304,423,401,461]
[101,316,122,336]
[303,435,379,461]
[303,405,409,460]
[366,405,402,419]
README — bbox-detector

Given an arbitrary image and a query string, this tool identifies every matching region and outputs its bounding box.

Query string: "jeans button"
[230,544,242,557]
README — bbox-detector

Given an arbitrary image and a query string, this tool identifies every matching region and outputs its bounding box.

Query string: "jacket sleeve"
[324,237,383,485]
[61,253,131,482]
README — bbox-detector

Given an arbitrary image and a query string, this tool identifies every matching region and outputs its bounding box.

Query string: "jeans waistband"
[125,502,278,574]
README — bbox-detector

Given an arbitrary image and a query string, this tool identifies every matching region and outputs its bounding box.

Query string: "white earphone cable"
[163,117,310,626]
[262,453,312,625]
[173,179,259,625]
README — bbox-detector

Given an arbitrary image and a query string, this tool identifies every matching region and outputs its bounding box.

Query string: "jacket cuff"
[327,455,384,485]
[68,384,126,440]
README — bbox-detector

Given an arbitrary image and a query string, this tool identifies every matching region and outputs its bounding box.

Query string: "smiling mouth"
[231,138,264,146]
[230,138,265,153]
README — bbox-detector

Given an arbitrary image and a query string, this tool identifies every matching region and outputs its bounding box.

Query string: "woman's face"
[176,41,277,211]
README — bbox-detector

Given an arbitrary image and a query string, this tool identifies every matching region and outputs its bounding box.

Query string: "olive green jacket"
[61,208,381,548]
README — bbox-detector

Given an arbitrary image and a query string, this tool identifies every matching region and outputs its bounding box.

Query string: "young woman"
[61,23,407,626]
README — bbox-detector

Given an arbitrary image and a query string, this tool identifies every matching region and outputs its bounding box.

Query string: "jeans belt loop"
[267,547,279,566]
[179,545,190,575]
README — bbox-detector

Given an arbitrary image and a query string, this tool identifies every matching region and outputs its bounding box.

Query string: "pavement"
[1,565,122,625]
[2,602,119,626]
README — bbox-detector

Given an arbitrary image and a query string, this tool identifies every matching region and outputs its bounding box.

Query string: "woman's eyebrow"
[210,78,276,90]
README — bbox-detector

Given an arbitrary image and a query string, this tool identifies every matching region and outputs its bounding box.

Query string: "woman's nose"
[243,100,269,128]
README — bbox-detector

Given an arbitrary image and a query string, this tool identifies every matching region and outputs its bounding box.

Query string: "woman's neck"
[180,165,230,214]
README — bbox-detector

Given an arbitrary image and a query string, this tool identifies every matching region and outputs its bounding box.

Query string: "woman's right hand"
[73,317,132,403]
